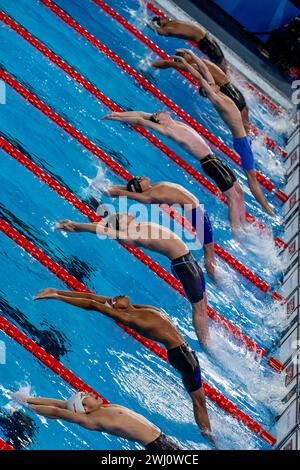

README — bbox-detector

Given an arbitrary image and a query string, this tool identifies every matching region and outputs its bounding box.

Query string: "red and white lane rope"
[146,1,285,117]
[38,0,288,202]
[91,0,287,160]
[0,135,284,372]
[0,224,277,445]
[0,438,14,451]
[0,12,285,300]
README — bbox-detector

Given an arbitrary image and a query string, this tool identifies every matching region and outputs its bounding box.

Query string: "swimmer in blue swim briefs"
[56,216,209,349]
[173,53,275,217]
[34,287,216,447]
[108,177,216,280]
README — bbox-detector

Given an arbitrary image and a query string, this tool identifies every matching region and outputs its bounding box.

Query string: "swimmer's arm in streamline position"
[28,403,96,428]
[151,59,187,71]
[55,220,134,244]
[34,288,110,304]
[101,112,167,135]
[107,185,151,202]
[35,290,133,325]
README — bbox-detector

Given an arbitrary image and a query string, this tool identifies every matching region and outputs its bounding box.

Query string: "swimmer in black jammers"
[55,215,209,349]
[101,110,246,238]
[149,15,227,73]
[172,53,276,218]
[13,390,181,450]
[108,177,216,280]
[35,287,216,447]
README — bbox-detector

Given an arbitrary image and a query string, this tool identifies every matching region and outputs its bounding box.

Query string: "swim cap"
[67,392,88,413]
[127,177,143,193]
[198,86,208,98]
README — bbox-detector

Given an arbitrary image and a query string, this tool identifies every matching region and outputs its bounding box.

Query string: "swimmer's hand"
[11,391,29,405]
[34,288,58,300]
[55,220,80,232]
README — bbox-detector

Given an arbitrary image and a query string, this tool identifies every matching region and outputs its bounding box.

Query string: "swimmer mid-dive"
[14,391,181,450]
[101,111,246,237]
[55,216,209,349]
[108,177,216,280]
[172,54,275,218]
[34,287,216,446]
[152,50,250,132]
[149,16,228,73]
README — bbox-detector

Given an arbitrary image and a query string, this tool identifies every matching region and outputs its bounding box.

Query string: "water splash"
[125,0,150,33]
[81,165,111,198]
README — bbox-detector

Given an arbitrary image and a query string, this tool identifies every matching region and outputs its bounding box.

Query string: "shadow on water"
[0,295,70,360]
[0,410,37,450]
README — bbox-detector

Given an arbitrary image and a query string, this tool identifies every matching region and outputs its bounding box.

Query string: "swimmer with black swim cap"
[15,388,180,450]
[108,177,216,280]
[34,287,216,447]
[102,110,246,238]
[149,15,227,72]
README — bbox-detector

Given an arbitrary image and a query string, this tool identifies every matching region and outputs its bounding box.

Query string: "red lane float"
[146,0,285,117]
[0,13,285,300]
[0,225,277,445]
[0,135,285,369]
[0,438,14,451]
[91,0,288,170]
[39,0,288,202]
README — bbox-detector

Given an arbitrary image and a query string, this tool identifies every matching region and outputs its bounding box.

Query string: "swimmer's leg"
[189,387,216,448]
[192,297,209,348]
[245,170,275,217]
[233,181,247,231]
[203,242,217,281]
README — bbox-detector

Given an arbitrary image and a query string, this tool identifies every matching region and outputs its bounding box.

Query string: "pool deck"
[153,0,300,450]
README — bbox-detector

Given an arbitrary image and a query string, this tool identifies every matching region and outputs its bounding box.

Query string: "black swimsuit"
[168,342,202,393]
[146,433,181,450]
[220,83,247,112]
[171,252,205,304]
[200,154,236,193]
[198,34,227,72]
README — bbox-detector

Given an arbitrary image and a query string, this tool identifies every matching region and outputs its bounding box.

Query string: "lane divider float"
[0,13,285,300]
[0,225,277,446]
[0,136,284,371]
[38,0,288,202]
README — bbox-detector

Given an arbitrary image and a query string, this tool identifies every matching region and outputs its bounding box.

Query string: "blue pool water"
[0,0,288,450]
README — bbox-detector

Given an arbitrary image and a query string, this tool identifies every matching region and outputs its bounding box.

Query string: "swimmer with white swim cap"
[15,391,180,450]
[34,287,216,447]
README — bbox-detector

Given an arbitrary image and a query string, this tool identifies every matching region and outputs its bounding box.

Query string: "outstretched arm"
[107,186,151,202]
[101,112,167,135]
[27,397,67,408]
[34,288,110,303]
[151,59,187,71]
[55,220,134,244]
[35,292,132,324]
